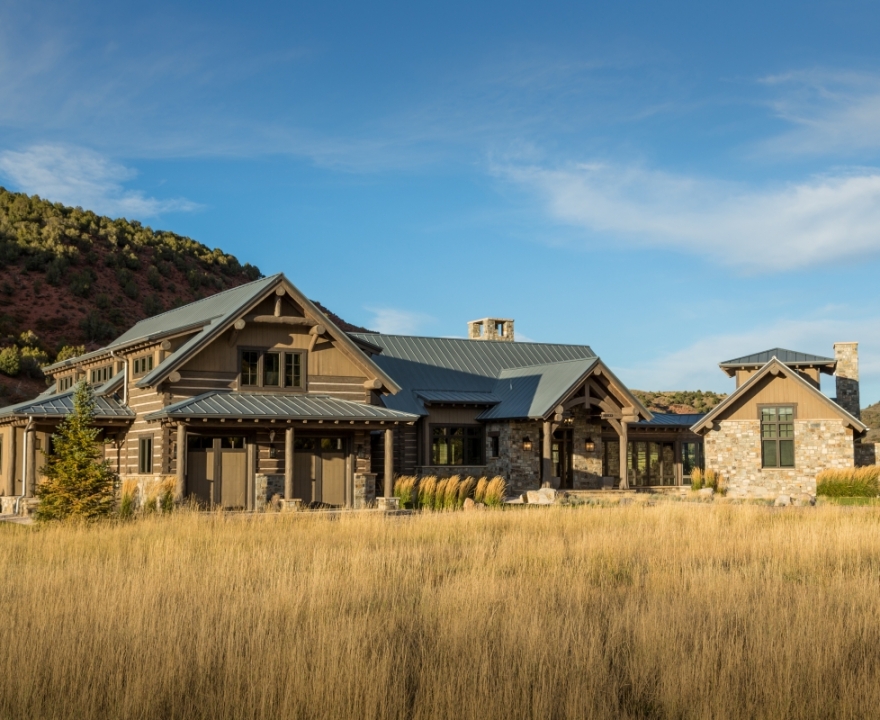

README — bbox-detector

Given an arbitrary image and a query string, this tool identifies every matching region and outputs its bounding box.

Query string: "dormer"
[719,348,836,389]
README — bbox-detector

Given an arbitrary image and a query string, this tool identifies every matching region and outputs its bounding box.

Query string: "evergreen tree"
[36,380,116,521]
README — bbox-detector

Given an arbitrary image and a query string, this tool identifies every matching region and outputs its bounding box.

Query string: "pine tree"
[36,380,116,521]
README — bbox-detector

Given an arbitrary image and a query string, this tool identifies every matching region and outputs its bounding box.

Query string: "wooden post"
[285,427,294,500]
[542,420,552,483]
[176,423,186,499]
[384,428,394,498]
[619,422,629,490]
[5,428,14,497]
[25,425,35,498]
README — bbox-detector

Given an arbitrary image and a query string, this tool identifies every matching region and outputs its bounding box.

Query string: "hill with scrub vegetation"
[0,187,370,404]
[631,389,727,415]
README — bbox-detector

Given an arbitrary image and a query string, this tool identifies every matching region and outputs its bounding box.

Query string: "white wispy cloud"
[0,144,199,217]
[366,307,434,336]
[500,161,880,272]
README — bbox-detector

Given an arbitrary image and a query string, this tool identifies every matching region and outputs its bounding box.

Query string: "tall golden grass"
[4,504,880,719]
[817,466,880,497]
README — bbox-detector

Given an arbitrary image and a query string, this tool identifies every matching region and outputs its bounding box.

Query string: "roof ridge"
[352,332,595,351]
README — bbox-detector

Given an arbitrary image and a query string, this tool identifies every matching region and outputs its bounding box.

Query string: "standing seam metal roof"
[719,348,835,366]
[0,390,134,420]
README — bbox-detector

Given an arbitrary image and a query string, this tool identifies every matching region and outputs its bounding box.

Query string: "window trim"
[138,435,154,474]
[89,364,113,385]
[758,403,797,469]
[488,431,500,459]
[132,354,155,378]
[430,424,485,466]
[238,347,307,391]
[58,375,75,392]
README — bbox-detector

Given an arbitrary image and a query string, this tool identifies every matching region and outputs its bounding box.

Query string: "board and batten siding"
[722,374,847,423]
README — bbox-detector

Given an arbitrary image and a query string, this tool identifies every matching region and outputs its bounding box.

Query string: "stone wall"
[570,406,605,489]
[855,442,880,467]
[704,419,853,497]
[485,419,542,494]
[834,342,860,419]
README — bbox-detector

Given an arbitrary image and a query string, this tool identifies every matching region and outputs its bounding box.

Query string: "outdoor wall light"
[584,439,596,452]
[269,446,277,458]
[522,436,532,452]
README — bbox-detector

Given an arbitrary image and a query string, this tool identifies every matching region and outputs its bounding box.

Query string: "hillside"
[632,389,727,415]
[0,187,370,404]
[861,401,880,442]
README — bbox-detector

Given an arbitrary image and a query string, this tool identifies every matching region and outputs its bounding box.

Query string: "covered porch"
[146,391,419,510]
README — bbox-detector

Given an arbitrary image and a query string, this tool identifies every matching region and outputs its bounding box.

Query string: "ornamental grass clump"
[484,476,507,507]
[393,476,418,508]
[690,468,703,491]
[35,380,116,522]
[417,476,437,510]
[433,479,450,511]
[474,477,489,504]
[442,476,461,510]
[458,477,477,506]
[158,477,176,513]
[817,468,880,498]
[119,479,139,520]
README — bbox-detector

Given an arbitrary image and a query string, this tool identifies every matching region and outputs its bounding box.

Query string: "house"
[691,345,868,497]
[0,271,869,512]
[0,273,708,513]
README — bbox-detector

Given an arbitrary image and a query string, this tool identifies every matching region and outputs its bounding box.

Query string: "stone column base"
[376,497,400,512]
[281,499,303,512]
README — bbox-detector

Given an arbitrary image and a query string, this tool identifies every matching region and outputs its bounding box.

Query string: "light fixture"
[584,438,595,452]
[522,436,532,452]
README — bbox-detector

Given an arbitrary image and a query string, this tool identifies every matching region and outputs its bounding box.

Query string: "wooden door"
[294,437,317,502]
[187,436,215,504]
[320,438,346,506]
[219,449,246,508]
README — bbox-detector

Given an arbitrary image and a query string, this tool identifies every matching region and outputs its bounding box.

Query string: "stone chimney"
[834,342,860,419]
[468,318,514,342]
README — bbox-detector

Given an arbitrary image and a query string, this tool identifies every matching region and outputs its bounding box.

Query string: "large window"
[682,442,704,478]
[138,436,153,474]
[432,426,484,465]
[240,349,305,390]
[761,406,795,468]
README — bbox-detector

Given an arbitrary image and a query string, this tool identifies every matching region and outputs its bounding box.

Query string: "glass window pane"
[762,440,777,467]
[241,351,258,386]
[264,353,280,386]
[779,407,793,421]
[432,428,447,465]
[779,440,795,467]
[285,353,302,388]
[762,425,777,438]
[779,423,794,438]
[762,408,777,421]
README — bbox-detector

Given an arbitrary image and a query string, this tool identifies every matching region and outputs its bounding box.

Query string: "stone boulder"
[463,498,475,511]
[525,490,554,505]
[793,493,816,507]
[774,495,791,507]
[697,488,714,498]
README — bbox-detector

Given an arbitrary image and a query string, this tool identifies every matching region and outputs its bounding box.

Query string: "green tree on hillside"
[36,380,116,521]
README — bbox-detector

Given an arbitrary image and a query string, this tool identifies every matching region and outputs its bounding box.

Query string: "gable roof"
[0,388,134,422]
[351,334,650,421]
[692,357,866,434]
[720,348,835,369]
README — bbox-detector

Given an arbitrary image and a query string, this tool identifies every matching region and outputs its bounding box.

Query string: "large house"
[0,273,871,512]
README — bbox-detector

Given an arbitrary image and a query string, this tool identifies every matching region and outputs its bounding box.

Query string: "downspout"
[13,416,33,515]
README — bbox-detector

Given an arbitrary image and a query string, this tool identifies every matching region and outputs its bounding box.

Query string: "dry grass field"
[2,503,880,720]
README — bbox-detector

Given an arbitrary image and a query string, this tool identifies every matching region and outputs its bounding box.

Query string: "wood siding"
[723,373,843,421]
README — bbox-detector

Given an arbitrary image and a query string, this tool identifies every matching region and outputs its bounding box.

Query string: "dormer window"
[133,354,154,377]
[58,375,75,392]
[90,365,112,384]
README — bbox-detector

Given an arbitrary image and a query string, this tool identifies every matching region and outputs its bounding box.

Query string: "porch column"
[284,427,294,500]
[542,420,553,483]
[25,424,35,498]
[176,423,186,499]
[5,428,14,497]
[618,422,629,490]
[384,427,394,498]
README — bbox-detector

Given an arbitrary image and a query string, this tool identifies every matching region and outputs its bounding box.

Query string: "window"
[682,442,704,477]
[90,365,112,384]
[489,433,500,458]
[432,426,484,465]
[58,375,74,391]
[133,355,154,376]
[285,352,303,388]
[138,436,153,474]
[761,406,795,468]
[263,352,281,386]
[240,350,259,386]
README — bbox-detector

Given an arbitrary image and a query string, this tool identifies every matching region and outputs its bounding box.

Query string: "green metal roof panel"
[414,390,499,404]
[720,348,835,367]
[351,333,597,416]
[632,413,706,427]
[146,391,419,422]
[478,358,598,420]
[0,390,134,420]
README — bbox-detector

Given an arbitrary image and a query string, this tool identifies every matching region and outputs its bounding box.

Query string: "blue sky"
[2,0,880,401]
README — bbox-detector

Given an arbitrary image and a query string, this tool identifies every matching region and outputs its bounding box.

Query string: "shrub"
[817,468,880,498]
[433,479,450,511]
[458,477,477,506]
[20,345,49,377]
[123,280,139,299]
[704,469,718,491]
[80,311,115,342]
[0,345,21,376]
[691,468,703,491]
[143,294,163,316]
[442,476,461,510]
[393,476,418,508]
[484,476,507,507]
[55,344,85,363]
[146,265,162,290]
[158,478,176,513]
[119,479,139,520]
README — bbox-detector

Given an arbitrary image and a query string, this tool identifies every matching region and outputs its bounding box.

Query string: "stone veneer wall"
[834,342,861,420]
[704,419,853,497]
[570,405,605,489]
[485,419,542,494]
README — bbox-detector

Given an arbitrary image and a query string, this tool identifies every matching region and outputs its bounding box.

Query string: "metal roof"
[44,275,283,372]
[415,390,499,404]
[351,333,598,416]
[0,389,134,421]
[145,391,419,422]
[719,348,835,367]
[631,413,706,428]
[478,358,599,420]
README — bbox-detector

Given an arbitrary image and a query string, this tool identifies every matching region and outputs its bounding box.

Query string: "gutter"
[13,416,33,516]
